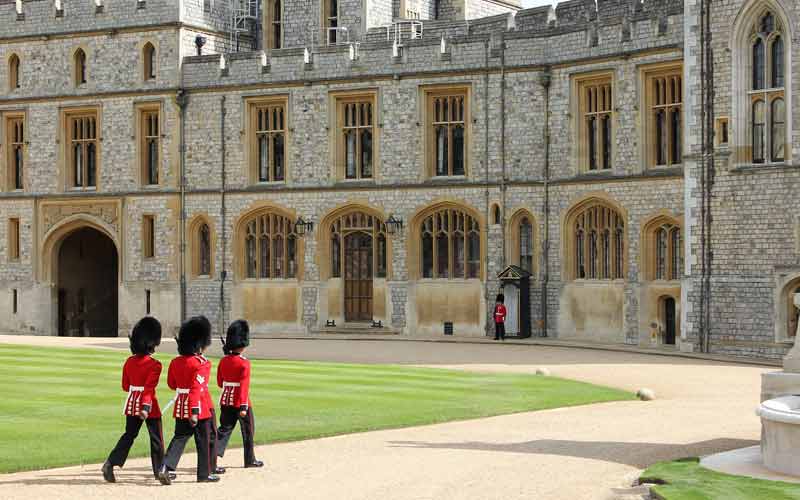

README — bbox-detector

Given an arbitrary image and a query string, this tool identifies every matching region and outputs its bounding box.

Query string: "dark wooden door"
[58,289,66,337]
[345,232,373,322]
[664,297,676,345]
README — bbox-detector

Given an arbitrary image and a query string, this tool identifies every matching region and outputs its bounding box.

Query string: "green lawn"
[642,458,800,500]
[0,343,632,473]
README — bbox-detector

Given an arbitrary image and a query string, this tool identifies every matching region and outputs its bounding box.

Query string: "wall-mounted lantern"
[385,215,403,235]
[295,217,314,236]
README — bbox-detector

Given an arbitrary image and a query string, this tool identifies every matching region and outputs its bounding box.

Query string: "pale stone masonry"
[0,0,796,361]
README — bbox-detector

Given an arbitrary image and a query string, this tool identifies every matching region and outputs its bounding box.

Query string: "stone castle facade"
[0,0,797,360]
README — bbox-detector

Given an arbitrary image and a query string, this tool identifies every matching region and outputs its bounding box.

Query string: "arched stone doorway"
[56,227,118,337]
[319,205,391,326]
[786,278,800,341]
[661,296,677,345]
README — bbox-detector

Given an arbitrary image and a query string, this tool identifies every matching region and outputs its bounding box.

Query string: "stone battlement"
[181,1,683,90]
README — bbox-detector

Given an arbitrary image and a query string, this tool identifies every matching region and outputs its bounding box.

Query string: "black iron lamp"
[195,36,207,56]
[294,216,314,236]
[385,214,403,235]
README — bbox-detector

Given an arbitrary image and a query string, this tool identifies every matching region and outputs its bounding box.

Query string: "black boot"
[199,474,221,482]
[156,465,172,485]
[101,461,116,483]
[245,460,264,468]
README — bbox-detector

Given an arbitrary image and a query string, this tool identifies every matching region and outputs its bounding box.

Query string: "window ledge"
[416,278,482,283]
[247,181,287,190]
[730,162,798,173]
[570,279,626,284]
[238,278,300,284]
[426,176,468,185]
[67,187,97,192]
[334,179,375,187]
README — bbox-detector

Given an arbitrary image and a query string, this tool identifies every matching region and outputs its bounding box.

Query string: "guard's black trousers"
[216,406,257,465]
[494,322,505,340]
[107,416,165,476]
[162,418,213,480]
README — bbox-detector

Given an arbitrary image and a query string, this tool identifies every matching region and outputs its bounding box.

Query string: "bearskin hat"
[129,316,162,355]
[496,293,505,303]
[177,315,213,355]
[224,320,250,353]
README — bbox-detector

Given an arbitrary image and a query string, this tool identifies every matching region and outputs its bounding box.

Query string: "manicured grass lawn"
[641,458,800,500]
[0,343,632,473]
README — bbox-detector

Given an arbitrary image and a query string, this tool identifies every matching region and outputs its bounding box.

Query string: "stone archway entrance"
[56,227,118,337]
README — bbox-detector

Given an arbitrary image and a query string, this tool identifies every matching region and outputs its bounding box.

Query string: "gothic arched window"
[240,211,297,279]
[143,42,156,81]
[567,201,625,280]
[748,10,786,163]
[643,216,682,281]
[8,54,20,91]
[74,49,87,86]
[418,205,481,279]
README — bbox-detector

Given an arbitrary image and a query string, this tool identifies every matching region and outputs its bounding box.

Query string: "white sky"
[521,0,556,8]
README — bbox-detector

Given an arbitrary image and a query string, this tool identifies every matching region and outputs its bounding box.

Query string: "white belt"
[123,385,148,413]
[222,382,240,388]
[163,388,191,410]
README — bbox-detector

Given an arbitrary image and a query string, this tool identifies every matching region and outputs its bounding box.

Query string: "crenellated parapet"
[182,0,683,90]
[0,0,178,39]
[0,0,230,41]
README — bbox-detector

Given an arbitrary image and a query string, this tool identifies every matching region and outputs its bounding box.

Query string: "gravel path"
[0,335,769,499]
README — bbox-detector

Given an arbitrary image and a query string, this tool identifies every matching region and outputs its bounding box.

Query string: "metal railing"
[382,20,424,43]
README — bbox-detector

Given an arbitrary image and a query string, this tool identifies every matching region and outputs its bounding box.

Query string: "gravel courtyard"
[0,335,768,499]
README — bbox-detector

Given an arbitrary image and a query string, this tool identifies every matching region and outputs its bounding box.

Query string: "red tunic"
[217,353,251,409]
[122,354,162,418]
[494,304,507,324]
[166,354,212,420]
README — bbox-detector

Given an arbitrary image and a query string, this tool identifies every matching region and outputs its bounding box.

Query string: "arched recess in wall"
[233,203,303,281]
[640,212,682,281]
[731,0,793,165]
[778,275,800,342]
[490,204,501,225]
[506,208,537,277]
[142,42,157,81]
[561,194,627,281]
[8,53,20,91]
[408,200,485,280]
[317,203,391,281]
[189,215,215,279]
[73,48,88,87]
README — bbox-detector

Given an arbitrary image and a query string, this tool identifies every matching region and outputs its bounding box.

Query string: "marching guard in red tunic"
[157,316,221,484]
[216,320,263,468]
[102,317,166,483]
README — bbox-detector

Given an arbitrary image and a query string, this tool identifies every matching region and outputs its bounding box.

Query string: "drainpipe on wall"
[219,96,228,336]
[483,38,491,336]
[539,67,551,337]
[499,36,507,266]
[176,88,188,323]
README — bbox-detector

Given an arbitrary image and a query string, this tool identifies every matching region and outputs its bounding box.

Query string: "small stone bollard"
[535,367,551,376]
[637,388,656,401]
